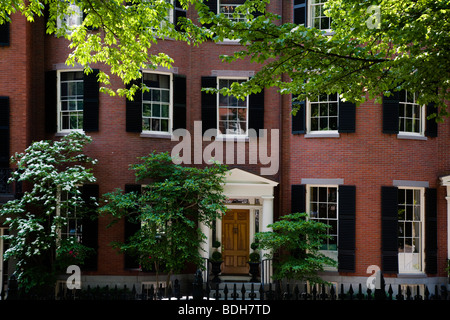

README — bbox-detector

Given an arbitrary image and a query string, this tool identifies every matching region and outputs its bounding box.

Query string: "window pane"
[143,104,152,117]
[152,104,161,117]
[161,119,168,132]
[161,104,169,118]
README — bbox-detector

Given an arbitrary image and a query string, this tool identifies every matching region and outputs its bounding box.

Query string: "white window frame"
[141,71,173,135]
[306,94,339,137]
[308,0,332,32]
[397,187,425,274]
[216,76,249,138]
[306,184,338,271]
[56,4,83,35]
[398,90,426,138]
[57,69,85,134]
[218,0,247,22]
[56,186,83,244]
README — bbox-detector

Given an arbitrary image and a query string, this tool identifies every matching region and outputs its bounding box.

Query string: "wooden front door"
[222,209,249,274]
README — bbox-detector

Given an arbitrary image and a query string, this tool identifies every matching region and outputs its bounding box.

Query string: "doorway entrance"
[221,209,249,274]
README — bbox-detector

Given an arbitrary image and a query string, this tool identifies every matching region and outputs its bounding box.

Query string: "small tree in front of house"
[255,212,337,285]
[0,132,97,295]
[99,152,228,290]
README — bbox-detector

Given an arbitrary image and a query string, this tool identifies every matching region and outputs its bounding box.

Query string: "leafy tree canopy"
[99,152,228,284]
[0,132,97,293]
[1,0,448,118]
[255,212,337,284]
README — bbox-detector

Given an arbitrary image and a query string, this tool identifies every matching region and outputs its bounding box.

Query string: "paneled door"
[222,209,249,274]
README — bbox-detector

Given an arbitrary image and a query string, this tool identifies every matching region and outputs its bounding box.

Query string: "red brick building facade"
[0,1,448,293]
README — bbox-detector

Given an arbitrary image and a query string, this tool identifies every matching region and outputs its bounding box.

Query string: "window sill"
[397,133,427,141]
[304,131,340,139]
[55,130,84,136]
[216,135,249,142]
[140,132,172,139]
[397,272,426,278]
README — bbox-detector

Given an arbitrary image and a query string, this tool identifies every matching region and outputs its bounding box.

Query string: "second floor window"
[308,93,339,132]
[142,73,172,133]
[58,71,84,131]
[219,0,246,22]
[310,0,331,30]
[57,4,83,34]
[399,90,424,135]
[218,78,248,136]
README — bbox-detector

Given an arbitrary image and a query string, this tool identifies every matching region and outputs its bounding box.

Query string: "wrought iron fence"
[3,276,449,301]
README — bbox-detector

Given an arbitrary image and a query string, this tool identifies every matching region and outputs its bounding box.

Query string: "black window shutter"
[291,184,306,214]
[83,69,100,132]
[248,89,264,137]
[293,0,308,26]
[81,184,99,271]
[338,185,356,272]
[0,97,9,167]
[381,186,398,273]
[292,99,306,134]
[45,70,57,133]
[201,76,217,134]
[204,0,218,14]
[0,20,10,46]
[425,188,438,274]
[173,74,187,130]
[338,100,356,133]
[174,1,187,32]
[126,79,143,133]
[124,184,141,269]
[425,102,438,138]
[382,92,399,134]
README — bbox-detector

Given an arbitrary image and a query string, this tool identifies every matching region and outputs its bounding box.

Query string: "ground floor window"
[0,228,9,296]
[397,188,424,273]
[308,186,338,251]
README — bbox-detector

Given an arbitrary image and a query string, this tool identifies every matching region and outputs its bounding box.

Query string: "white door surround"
[200,168,278,265]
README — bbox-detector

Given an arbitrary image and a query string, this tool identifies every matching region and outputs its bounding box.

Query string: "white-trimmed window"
[308,93,339,132]
[57,4,83,34]
[309,0,331,30]
[58,189,83,243]
[308,186,338,252]
[218,77,248,136]
[398,187,424,273]
[142,72,172,133]
[219,0,246,22]
[399,90,425,136]
[58,70,84,132]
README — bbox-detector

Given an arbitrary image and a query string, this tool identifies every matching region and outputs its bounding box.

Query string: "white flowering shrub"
[0,131,97,294]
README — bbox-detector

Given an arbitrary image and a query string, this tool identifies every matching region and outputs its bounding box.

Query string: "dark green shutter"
[124,184,141,269]
[0,20,10,46]
[173,74,186,130]
[45,70,58,133]
[81,184,99,271]
[204,0,217,14]
[83,69,99,132]
[338,186,356,272]
[291,184,306,214]
[201,76,217,134]
[125,79,142,132]
[248,89,264,137]
[425,188,438,274]
[174,0,187,32]
[0,97,9,167]
[381,186,398,273]
[425,102,438,138]
[292,98,306,134]
[382,92,399,134]
[338,100,356,133]
[293,0,308,26]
